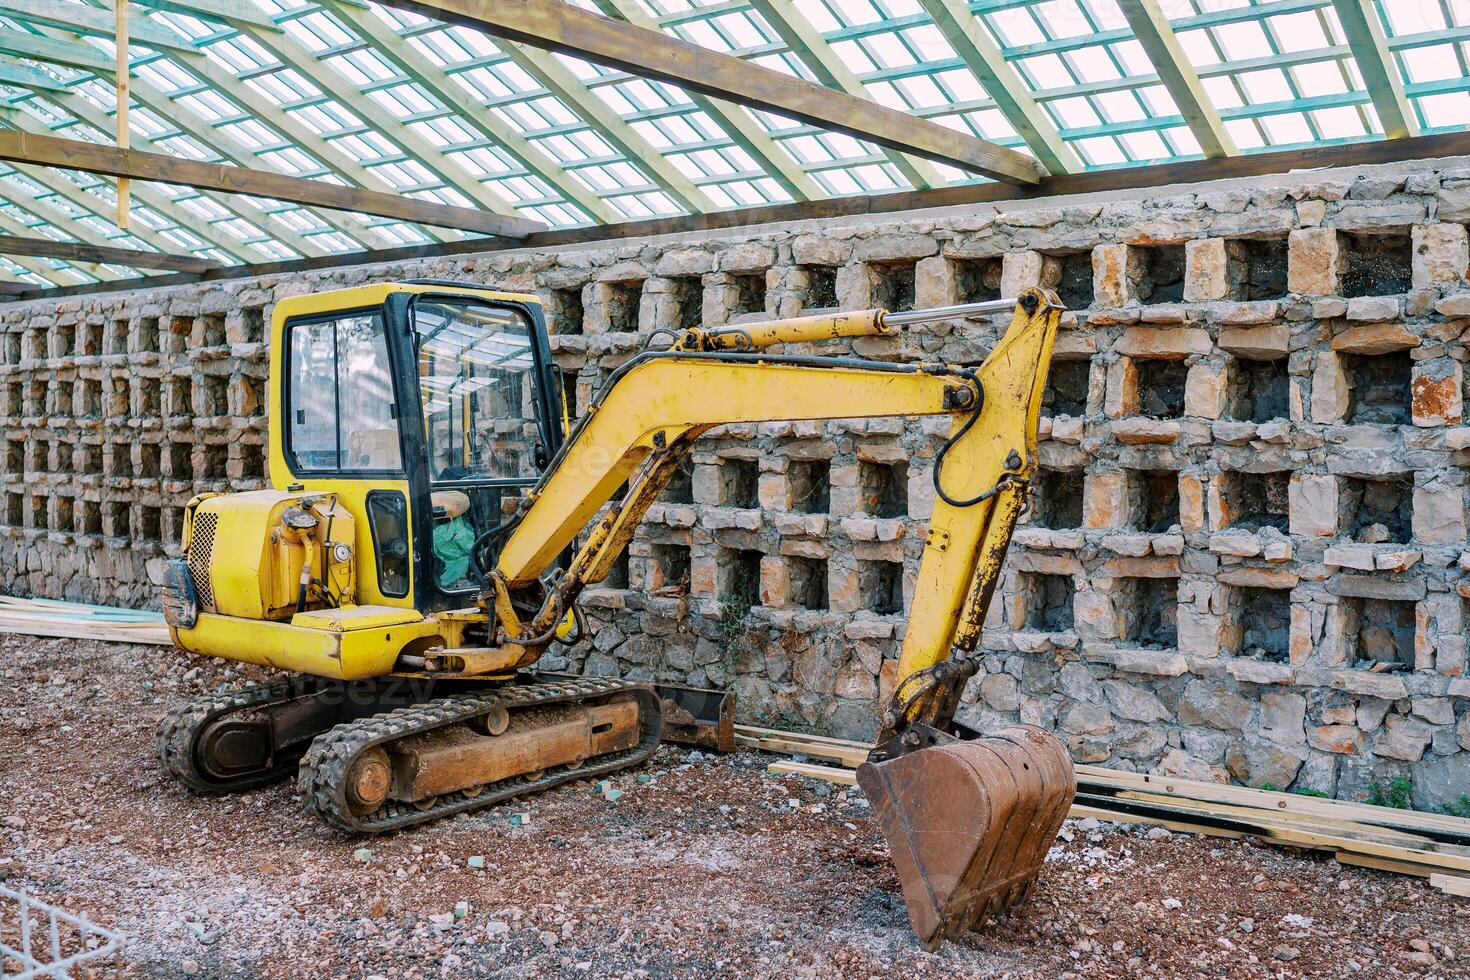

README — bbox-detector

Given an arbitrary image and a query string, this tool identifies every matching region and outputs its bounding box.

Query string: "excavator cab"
[276,282,564,613]
[165,281,577,679]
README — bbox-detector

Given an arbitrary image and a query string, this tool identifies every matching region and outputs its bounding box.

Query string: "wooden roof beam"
[1117,0,1238,159]
[916,0,1078,176]
[371,0,1045,185]
[0,130,543,238]
[1331,0,1419,140]
[0,232,198,273]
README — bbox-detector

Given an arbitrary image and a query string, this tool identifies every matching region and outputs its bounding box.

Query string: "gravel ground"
[0,633,1467,979]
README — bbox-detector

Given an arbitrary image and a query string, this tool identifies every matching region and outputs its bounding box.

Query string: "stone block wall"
[5,157,1470,807]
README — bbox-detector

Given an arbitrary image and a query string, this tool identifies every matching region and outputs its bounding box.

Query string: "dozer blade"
[654,682,735,753]
[856,725,1075,951]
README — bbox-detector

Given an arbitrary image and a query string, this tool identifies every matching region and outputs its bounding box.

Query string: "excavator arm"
[479,288,1076,947]
[490,289,1056,726]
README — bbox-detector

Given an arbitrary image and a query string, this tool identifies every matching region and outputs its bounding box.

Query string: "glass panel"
[337,314,401,471]
[286,311,401,473]
[366,491,411,597]
[413,299,540,483]
[288,319,339,471]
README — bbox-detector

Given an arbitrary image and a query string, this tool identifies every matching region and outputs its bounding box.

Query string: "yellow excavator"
[157,280,1074,949]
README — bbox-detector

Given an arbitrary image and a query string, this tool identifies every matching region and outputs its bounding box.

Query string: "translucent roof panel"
[0,0,1466,289]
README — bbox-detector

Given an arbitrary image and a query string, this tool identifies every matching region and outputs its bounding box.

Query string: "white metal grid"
[0,885,121,979]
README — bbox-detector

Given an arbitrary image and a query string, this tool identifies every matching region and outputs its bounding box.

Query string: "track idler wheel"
[856,725,1075,950]
[345,747,393,814]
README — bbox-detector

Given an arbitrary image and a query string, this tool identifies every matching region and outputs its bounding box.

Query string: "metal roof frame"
[0,0,1465,289]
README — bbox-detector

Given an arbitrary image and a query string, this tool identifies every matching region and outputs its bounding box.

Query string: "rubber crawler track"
[297,677,662,833]
[157,678,326,794]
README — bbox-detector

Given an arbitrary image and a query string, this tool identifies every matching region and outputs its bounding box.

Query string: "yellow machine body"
[161,280,1076,947]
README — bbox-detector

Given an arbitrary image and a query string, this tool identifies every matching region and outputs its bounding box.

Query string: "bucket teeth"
[856,725,1075,950]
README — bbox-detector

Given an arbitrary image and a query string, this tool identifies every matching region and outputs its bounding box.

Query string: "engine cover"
[184,490,356,620]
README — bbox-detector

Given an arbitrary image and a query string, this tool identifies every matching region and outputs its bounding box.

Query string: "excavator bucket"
[856,725,1075,950]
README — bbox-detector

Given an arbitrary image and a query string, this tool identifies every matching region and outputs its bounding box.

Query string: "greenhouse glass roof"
[0,0,1467,288]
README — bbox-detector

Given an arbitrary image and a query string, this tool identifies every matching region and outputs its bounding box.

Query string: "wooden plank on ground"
[1337,852,1437,879]
[735,724,869,749]
[0,621,171,644]
[0,595,171,645]
[744,723,1470,880]
[1101,790,1470,868]
[1078,765,1470,839]
[1429,872,1470,897]
[735,732,869,768]
[768,760,857,786]
[740,723,1470,842]
[1067,803,1250,842]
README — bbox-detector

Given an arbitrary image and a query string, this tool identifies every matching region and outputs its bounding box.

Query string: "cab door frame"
[272,300,417,608]
[384,289,565,614]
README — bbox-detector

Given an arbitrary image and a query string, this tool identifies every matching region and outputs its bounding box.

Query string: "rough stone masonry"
[4,155,1470,809]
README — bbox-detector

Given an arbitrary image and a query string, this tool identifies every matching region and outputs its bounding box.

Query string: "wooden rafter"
[746,0,945,190]
[128,0,283,33]
[497,42,717,213]
[915,0,1078,176]
[0,160,214,267]
[372,0,1044,185]
[3,94,319,262]
[1330,0,1419,140]
[318,0,620,224]
[0,62,72,93]
[0,26,115,72]
[7,0,199,53]
[0,130,544,237]
[591,0,822,203]
[8,0,530,229]
[233,19,540,223]
[0,232,209,273]
[0,12,434,249]
[1116,0,1238,159]
[134,0,759,214]
[0,215,90,287]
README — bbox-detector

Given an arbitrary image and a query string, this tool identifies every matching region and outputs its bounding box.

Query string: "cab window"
[287,311,401,473]
[412,299,540,483]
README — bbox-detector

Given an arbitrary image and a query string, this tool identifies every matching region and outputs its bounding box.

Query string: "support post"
[115,0,129,229]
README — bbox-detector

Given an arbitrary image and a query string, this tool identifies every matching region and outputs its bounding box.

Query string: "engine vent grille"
[189,512,218,611]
